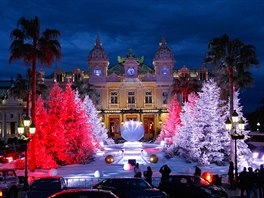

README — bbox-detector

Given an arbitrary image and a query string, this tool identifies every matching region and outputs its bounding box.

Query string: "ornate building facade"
[40,37,208,139]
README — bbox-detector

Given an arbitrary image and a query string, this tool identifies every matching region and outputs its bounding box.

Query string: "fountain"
[101,120,161,165]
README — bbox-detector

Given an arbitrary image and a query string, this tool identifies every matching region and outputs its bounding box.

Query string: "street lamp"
[257,122,260,131]
[17,116,36,188]
[225,110,245,187]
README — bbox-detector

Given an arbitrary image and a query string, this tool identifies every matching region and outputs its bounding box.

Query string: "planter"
[231,133,245,140]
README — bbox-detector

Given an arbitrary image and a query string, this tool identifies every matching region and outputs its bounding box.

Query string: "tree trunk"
[228,65,235,164]
[27,91,31,117]
[29,57,36,171]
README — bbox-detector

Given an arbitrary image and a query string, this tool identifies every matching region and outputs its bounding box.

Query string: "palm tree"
[205,33,258,117]
[10,69,48,115]
[171,73,201,103]
[9,16,61,123]
[204,33,258,164]
[71,79,94,100]
[9,16,61,171]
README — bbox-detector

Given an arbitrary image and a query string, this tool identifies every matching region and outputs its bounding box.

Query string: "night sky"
[0,0,263,113]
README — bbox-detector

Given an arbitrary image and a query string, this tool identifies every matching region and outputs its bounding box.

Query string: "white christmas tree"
[174,92,201,162]
[79,93,114,149]
[193,79,230,165]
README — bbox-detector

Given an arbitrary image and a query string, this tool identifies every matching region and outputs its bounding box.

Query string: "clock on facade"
[94,68,101,76]
[127,67,135,75]
[162,67,169,75]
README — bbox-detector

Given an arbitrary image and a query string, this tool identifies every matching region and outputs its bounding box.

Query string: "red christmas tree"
[158,97,182,145]
[34,96,58,169]
[27,83,94,168]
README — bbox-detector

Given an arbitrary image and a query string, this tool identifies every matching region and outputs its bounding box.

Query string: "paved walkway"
[223,184,242,198]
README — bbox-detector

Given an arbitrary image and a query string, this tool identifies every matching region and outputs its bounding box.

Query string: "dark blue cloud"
[0,0,263,113]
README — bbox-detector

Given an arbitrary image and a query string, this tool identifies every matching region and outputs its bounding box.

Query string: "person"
[144,166,153,185]
[228,161,235,189]
[194,166,202,177]
[258,165,264,198]
[238,167,247,198]
[159,164,171,183]
[134,163,142,178]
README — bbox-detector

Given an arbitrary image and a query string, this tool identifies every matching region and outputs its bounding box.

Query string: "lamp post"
[225,110,245,187]
[17,116,36,188]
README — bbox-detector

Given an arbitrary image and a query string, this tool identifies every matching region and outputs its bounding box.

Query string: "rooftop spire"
[159,37,167,48]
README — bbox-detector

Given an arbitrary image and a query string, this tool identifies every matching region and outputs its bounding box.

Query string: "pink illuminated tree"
[33,96,58,169]
[158,96,182,145]
[30,83,95,168]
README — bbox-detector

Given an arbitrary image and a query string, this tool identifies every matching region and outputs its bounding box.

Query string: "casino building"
[42,37,208,139]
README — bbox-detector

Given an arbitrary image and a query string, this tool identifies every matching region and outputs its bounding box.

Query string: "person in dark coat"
[228,161,235,189]
[144,166,153,185]
[159,164,171,183]
[134,163,142,178]
[238,167,247,198]
[194,166,202,177]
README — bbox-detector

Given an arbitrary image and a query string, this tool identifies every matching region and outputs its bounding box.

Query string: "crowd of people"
[133,163,171,186]
[133,161,264,198]
[236,165,264,198]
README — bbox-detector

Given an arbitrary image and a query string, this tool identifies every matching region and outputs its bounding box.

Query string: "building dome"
[88,37,108,62]
[153,38,175,62]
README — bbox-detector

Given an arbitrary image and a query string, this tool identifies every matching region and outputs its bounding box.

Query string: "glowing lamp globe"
[149,154,158,163]
[48,168,58,176]
[121,120,144,141]
[202,171,213,183]
[94,170,103,178]
[123,163,133,171]
[105,155,114,164]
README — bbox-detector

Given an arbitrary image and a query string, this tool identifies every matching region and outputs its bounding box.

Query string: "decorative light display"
[105,155,114,164]
[202,171,213,183]
[121,120,144,141]
[149,154,158,163]
[94,170,103,178]
[123,163,133,171]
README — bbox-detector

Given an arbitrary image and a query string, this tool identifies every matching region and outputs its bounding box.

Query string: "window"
[162,92,168,104]
[74,73,81,81]
[145,91,152,104]
[110,91,118,104]
[200,72,206,81]
[128,92,135,104]
[95,92,100,105]
[56,74,63,82]
[10,122,15,135]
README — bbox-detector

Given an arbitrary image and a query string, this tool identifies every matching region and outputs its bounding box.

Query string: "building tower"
[87,36,109,83]
[153,38,175,82]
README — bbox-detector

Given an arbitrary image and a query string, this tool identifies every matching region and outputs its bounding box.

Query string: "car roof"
[52,189,112,194]
[100,178,145,183]
[33,176,63,180]
[0,168,16,171]
[49,189,118,197]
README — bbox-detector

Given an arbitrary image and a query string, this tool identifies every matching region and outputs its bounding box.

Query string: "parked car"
[92,177,168,198]
[158,174,228,198]
[0,168,21,198]
[0,149,22,163]
[25,176,67,198]
[49,189,119,198]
